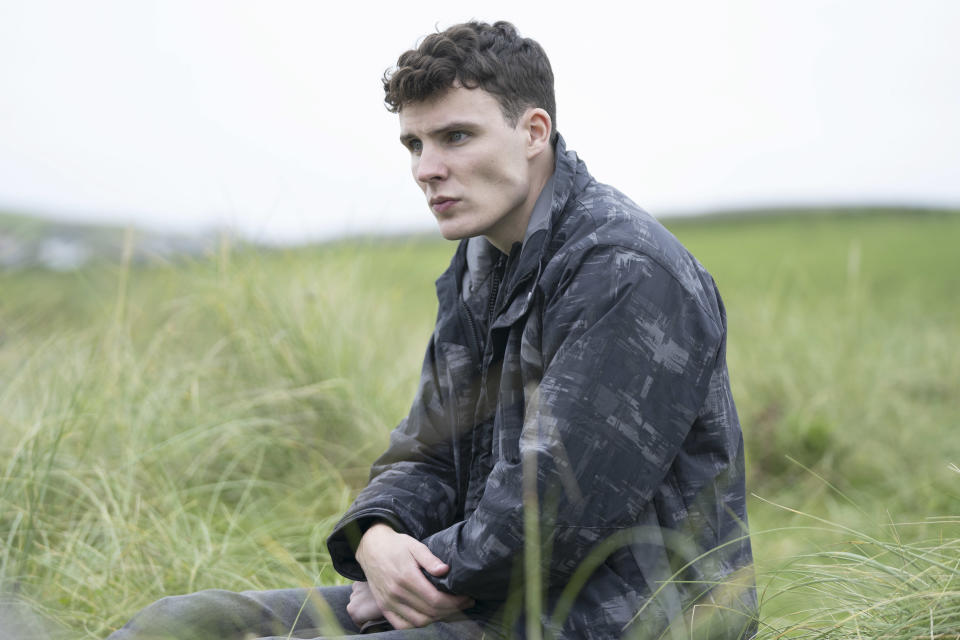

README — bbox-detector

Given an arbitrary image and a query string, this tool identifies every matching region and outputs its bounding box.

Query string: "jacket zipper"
[486,253,506,326]
[459,299,482,370]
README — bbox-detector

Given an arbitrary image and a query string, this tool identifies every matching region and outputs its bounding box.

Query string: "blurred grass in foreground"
[0,210,957,637]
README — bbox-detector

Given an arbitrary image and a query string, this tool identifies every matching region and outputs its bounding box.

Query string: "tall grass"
[0,238,448,635]
[754,499,960,638]
[1,211,958,637]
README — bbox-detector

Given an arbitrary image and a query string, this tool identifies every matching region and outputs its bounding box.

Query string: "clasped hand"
[351,523,474,629]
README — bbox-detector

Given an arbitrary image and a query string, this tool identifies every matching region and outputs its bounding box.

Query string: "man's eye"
[448,131,468,143]
[409,140,423,153]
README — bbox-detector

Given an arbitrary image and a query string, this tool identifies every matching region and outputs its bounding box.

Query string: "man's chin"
[436,223,477,242]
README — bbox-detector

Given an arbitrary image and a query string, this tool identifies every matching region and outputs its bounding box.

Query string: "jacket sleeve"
[326,323,471,580]
[420,245,726,600]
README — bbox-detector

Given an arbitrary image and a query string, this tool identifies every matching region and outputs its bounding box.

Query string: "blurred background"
[2,0,958,251]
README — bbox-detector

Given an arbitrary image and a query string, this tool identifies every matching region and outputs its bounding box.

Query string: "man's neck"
[485,148,556,254]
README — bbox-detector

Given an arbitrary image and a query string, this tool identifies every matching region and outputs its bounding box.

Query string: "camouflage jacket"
[327,136,757,639]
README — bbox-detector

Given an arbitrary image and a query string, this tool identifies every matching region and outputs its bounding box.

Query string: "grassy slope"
[0,212,957,637]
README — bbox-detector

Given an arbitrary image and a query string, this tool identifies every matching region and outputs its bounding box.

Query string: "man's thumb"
[412,543,449,576]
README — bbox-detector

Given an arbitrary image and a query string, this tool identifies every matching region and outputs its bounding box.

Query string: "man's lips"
[429,197,459,214]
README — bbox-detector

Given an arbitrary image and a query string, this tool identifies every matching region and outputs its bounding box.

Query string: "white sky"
[1,1,958,243]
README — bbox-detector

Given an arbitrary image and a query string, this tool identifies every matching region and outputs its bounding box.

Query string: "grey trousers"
[106,585,491,639]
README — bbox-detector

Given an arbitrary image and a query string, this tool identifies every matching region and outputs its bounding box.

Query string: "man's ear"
[523,108,553,159]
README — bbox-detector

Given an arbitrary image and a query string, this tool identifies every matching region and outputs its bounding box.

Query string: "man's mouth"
[430,197,459,214]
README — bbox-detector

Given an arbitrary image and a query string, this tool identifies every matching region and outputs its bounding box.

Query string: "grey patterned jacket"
[327,136,757,639]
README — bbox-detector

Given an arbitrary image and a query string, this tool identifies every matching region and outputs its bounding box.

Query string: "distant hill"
[0,211,220,270]
[2,205,956,271]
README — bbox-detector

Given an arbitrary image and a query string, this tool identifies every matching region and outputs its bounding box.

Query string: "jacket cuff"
[326,508,409,580]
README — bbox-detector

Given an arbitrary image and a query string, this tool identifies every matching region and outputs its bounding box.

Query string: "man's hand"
[345,581,384,628]
[355,523,474,629]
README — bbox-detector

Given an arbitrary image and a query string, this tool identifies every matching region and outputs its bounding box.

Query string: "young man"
[109,20,756,640]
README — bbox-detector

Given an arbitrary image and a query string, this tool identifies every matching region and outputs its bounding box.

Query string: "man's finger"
[365,562,445,621]
[383,610,411,630]
[396,572,474,620]
[382,600,436,630]
[392,567,450,615]
[408,541,449,576]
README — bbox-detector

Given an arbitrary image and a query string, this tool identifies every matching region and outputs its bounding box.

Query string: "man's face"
[399,86,536,249]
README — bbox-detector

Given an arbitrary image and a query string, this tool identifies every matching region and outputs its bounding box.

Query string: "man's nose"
[415,146,448,182]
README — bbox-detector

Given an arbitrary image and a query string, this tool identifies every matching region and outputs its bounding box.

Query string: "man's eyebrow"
[399,121,478,145]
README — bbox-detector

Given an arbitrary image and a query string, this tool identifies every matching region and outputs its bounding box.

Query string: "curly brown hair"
[383,21,557,143]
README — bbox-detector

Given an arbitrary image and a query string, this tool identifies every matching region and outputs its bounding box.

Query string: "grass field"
[1,209,958,638]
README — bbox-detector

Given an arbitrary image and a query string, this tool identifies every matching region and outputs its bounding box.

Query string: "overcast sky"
[1,1,958,243]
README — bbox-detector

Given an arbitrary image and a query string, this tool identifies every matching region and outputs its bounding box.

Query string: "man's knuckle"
[398,569,419,586]
[384,613,400,627]
[409,612,430,627]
